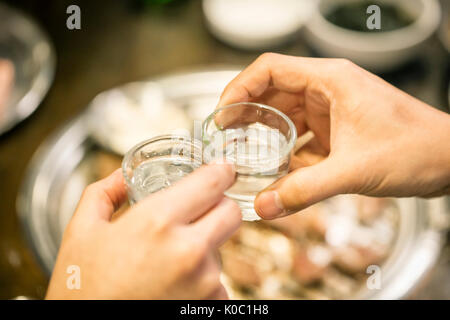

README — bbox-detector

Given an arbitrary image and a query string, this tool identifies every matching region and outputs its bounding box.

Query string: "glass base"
[232,198,261,221]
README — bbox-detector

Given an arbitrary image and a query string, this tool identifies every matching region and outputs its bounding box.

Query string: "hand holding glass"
[203,102,297,221]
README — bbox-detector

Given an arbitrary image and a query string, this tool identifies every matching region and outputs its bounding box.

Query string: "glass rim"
[202,102,298,158]
[122,134,202,187]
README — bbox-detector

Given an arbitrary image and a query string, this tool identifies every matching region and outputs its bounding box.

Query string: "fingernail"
[255,191,284,219]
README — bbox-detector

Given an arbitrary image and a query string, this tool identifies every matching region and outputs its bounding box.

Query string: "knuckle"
[151,216,171,234]
[281,174,312,211]
[204,168,225,190]
[78,183,104,207]
[293,178,313,206]
[336,58,356,69]
[221,82,233,97]
[216,164,235,185]
[83,182,100,197]
[258,52,278,62]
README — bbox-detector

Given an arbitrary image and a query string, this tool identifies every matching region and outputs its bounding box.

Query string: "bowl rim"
[0,3,56,135]
[306,0,441,52]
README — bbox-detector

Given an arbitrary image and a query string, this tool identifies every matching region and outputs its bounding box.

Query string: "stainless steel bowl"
[17,68,448,299]
[0,3,55,135]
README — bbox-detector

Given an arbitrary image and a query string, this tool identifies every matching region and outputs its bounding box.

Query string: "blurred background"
[0,0,449,299]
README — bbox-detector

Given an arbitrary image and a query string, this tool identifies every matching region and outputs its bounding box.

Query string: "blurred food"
[332,244,387,275]
[91,150,122,178]
[0,59,14,119]
[221,243,263,287]
[357,196,387,224]
[88,82,192,155]
[304,0,441,72]
[220,195,397,299]
[291,244,330,285]
[267,206,327,239]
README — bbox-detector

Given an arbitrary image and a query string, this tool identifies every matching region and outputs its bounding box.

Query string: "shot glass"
[202,102,297,221]
[122,134,202,204]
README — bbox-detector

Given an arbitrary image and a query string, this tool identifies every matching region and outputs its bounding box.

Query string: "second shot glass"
[122,134,202,204]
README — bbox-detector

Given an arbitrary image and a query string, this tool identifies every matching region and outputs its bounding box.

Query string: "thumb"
[254,157,348,219]
[74,168,128,222]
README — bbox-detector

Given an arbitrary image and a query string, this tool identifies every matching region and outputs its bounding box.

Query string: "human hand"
[218,53,450,219]
[46,162,241,299]
[0,59,14,119]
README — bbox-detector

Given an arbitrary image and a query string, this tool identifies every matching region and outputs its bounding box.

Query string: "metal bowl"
[0,3,55,135]
[304,0,441,72]
[17,68,448,299]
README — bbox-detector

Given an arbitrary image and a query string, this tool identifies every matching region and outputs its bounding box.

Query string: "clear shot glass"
[202,102,297,221]
[122,134,202,204]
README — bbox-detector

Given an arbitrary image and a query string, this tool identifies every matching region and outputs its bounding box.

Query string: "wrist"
[421,107,450,190]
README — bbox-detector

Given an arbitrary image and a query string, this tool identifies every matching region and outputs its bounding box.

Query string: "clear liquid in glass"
[206,123,289,221]
[129,156,197,203]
